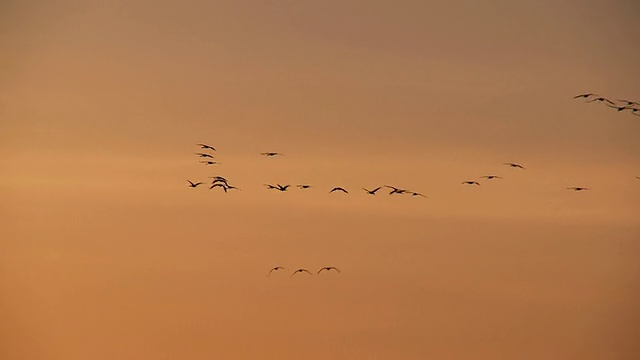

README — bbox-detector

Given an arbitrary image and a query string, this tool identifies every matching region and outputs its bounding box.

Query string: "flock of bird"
[185,93,639,277]
[268,266,341,277]
[573,93,640,116]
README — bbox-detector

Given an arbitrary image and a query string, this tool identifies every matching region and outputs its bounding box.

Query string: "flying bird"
[261,152,283,157]
[504,163,526,169]
[265,184,290,191]
[297,184,313,189]
[317,267,341,274]
[567,187,589,191]
[196,144,216,151]
[481,175,502,180]
[200,161,219,165]
[616,99,640,106]
[573,93,598,99]
[330,187,349,194]
[363,187,381,195]
[291,269,313,276]
[409,192,427,197]
[462,181,481,186]
[187,180,203,188]
[209,176,228,181]
[268,266,285,276]
[607,104,633,112]
[195,153,215,158]
[385,185,407,195]
[210,183,229,192]
[587,97,615,105]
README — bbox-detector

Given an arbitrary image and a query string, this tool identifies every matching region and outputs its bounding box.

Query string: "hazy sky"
[1,1,639,359]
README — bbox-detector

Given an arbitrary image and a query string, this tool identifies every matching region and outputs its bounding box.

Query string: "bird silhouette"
[504,163,526,169]
[196,143,216,151]
[297,184,313,189]
[607,104,632,112]
[616,99,640,106]
[317,267,341,274]
[209,176,229,182]
[210,183,229,192]
[187,180,203,188]
[330,187,349,194]
[200,161,219,165]
[268,266,285,276]
[481,175,502,180]
[567,187,589,191]
[195,153,215,158]
[261,152,283,157]
[462,181,480,186]
[409,192,427,197]
[587,97,615,105]
[385,185,407,195]
[265,184,290,191]
[291,269,312,276]
[363,187,381,195]
[574,93,598,99]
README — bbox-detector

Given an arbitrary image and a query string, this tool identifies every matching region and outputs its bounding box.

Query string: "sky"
[1,0,639,359]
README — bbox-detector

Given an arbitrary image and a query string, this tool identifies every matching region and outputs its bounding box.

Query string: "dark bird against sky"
[196,143,216,151]
[291,269,313,276]
[268,267,285,276]
[504,163,526,169]
[363,187,381,195]
[195,153,215,158]
[330,187,349,194]
[187,180,203,188]
[567,187,589,191]
[317,267,341,274]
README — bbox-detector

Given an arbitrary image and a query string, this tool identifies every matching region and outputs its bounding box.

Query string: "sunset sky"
[1,1,639,359]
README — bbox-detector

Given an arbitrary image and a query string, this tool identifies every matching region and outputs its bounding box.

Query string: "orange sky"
[1,1,639,359]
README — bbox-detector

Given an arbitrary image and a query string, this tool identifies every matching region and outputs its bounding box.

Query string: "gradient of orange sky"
[1,1,639,359]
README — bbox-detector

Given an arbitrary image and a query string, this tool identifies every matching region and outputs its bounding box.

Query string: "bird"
[616,99,640,106]
[462,181,480,186]
[330,187,349,194]
[363,187,381,195]
[265,184,290,191]
[504,163,526,169]
[385,185,407,195]
[268,266,285,276]
[210,183,229,192]
[200,161,219,165]
[567,187,589,191]
[481,175,502,180]
[607,104,632,112]
[211,178,229,185]
[409,192,427,198]
[196,143,216,151]
[209,176,228,181]
[261,152,283,157]
[573,93,598,99]
[195,153,215,158]
[187,180,203,188]
[297,184,313,189]
[291,269,312,276]
[317,267,341,274]
[587,97,615,105]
